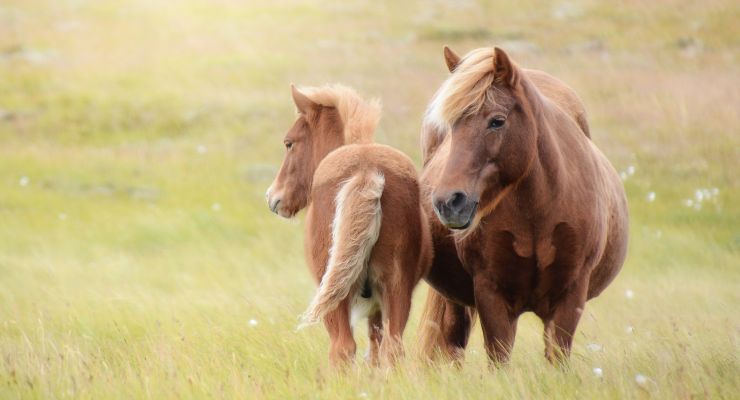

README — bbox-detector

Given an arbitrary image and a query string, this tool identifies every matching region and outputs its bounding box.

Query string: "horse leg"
[543,284,587,364]
[365,310,383,366]
[418,287,475,362]
[323,299,356,368]
[419,237,476,362]
[379,286,412,367]
[441,299,475,361]
[473,276,518,365]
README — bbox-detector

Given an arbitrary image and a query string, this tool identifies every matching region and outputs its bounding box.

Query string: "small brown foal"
[266,85,432,367]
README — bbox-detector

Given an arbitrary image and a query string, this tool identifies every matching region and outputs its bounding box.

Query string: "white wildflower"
[586,343,603,352]
[646,192,656,202]
[19,176,29,186]
[625,289,634,299]
[248,319,258,327]
[593,367,603,377]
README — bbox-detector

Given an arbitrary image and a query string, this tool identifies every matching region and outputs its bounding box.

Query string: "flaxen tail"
[300,170,385,326]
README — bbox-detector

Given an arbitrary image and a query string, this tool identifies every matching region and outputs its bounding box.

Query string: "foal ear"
[493,47,519,87]
[443,46,461,72]
[291,84,316,114]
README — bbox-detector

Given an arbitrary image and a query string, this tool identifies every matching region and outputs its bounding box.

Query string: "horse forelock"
[424,47,500,136]
[298,84,381,144]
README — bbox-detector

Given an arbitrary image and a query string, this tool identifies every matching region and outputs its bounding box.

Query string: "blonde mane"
[300,84,381,144]
[424,47,499,134]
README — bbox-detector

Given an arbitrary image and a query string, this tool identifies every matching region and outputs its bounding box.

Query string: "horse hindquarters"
[302,170,385,367]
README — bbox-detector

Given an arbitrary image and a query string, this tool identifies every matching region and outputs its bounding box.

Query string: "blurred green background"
[0,0,738,398]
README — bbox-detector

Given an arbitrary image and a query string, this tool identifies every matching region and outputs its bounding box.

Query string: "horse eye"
[488,117,506,130]
[285,142,293,150]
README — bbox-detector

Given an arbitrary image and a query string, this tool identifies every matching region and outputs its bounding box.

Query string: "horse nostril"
[447,191,468,211]
[433,198,445,214]
[269,199,281,214]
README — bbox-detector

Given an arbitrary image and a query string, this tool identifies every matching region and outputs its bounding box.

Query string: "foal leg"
[323,299,356,368]
[474,277,518,365]
[379,286,412,367]
[543,285,587,364]
[366,310,383,366]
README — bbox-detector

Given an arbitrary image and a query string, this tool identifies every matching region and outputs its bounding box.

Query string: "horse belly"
[587,198,628,299]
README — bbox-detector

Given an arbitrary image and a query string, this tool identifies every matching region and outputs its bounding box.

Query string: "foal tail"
[300,169,385,326]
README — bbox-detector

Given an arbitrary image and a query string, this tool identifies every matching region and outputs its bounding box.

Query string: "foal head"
[426,47,539,230]
[266,85,380,218]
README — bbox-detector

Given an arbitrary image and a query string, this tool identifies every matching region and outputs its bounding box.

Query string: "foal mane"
[300,84,381,144]
[424,47,502,136]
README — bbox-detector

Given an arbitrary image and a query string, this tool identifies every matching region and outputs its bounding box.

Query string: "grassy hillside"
[0,0,738,398]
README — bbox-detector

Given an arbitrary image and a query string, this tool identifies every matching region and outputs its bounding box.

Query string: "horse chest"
[458,223,582,316]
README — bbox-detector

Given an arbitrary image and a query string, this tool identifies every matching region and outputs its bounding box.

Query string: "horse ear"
[443,46,461,72]
[291,84,315,113]
[493,47,519,87]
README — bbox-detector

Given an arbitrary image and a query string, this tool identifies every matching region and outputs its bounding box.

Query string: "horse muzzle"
[268,198,281,214]
[432,191,478,230]
[265,187,283,215]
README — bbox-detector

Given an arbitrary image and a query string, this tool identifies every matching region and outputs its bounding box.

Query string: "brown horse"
[418,47,628,364]
[266,84,432,367]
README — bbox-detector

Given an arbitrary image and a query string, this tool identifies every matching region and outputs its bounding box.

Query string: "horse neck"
[513,82,569,216]
[305,121,346,205]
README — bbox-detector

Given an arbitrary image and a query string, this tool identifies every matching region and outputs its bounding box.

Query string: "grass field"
[1,0,738,398]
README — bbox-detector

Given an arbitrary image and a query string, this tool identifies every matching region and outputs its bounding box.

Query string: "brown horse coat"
[267,85,431,367]
[419,47,628,363]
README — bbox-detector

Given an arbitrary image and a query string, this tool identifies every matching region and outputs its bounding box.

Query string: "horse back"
[524,69,590,138]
